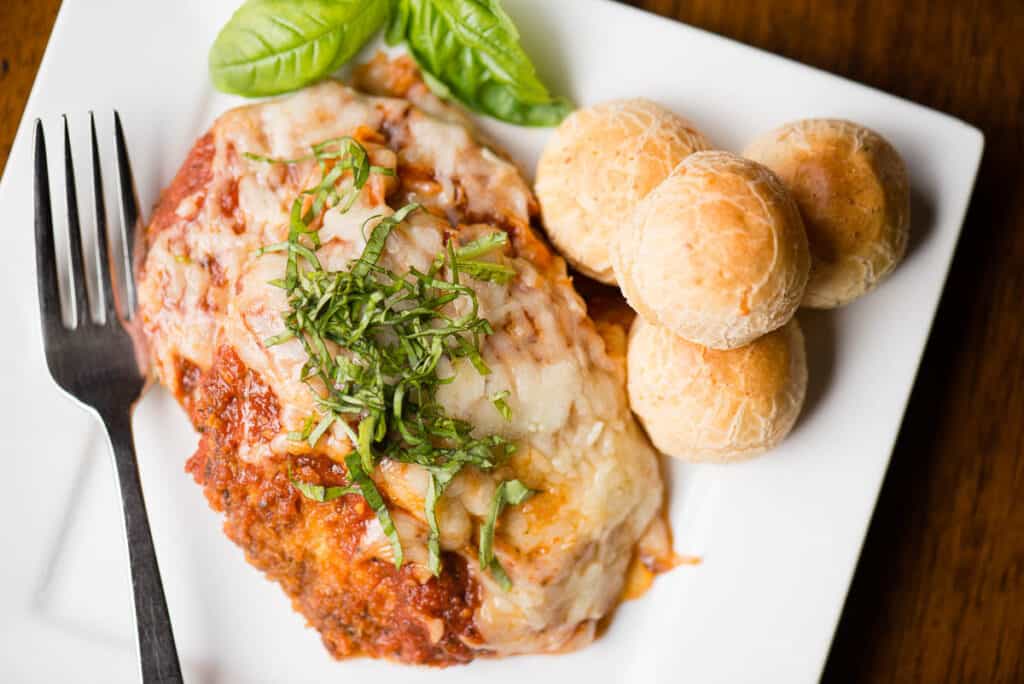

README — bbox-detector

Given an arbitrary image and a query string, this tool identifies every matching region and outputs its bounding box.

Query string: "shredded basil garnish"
[425,461,462,575]
[251,137,531,583]
[479,479,535,590]
[490,390,513,422]
[289,468,360,503]
[346,453,404,567]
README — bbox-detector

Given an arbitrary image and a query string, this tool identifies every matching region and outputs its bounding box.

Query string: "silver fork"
[34,114,183,684]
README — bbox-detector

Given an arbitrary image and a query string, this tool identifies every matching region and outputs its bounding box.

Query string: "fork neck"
[99,405,136,447]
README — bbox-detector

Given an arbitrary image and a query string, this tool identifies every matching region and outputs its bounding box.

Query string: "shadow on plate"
[905,184,937,264]
[30,427,102,616]
[29,425,136,655]
[795,307,837,430]
[503,2,575,103]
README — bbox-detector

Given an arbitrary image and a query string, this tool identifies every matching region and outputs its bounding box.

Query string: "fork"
[34,113,183,684]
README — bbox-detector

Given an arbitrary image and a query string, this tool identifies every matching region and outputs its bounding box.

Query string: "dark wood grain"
[0,0,61,177]
[2,1,1021,682]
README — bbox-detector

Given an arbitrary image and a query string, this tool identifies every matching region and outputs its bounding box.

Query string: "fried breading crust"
[184,346,482,665]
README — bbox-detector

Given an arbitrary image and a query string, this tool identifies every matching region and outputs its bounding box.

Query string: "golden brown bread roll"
[535,98,710,284]
[613,150,810,350]
[744,119,910,308]
[627,316,807,463]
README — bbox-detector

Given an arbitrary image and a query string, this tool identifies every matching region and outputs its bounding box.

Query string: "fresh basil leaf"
[210,0,390,97]
[397,0,572,126]
[479,479,535,589]
[425,461,462,576]
[346,453,404,567]
[455,231,508,259]
[289,469,360,502]
[456,259,516,283]
[488,558,513,591]
[352,203,420,278]
[490,390,512,422]
[307,412,336,447]
[483,0,518,39]
[357,415,377,473]
[385,0,411,45]
[287,414,317,442]
[264,330,297,347]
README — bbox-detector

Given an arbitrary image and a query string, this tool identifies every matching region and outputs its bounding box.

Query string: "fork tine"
[90,112,117,321]
[113,111,140,318]
[63,115,91,328]
[34,120,64,339]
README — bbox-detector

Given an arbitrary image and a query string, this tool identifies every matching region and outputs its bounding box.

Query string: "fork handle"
[102,410,184,684]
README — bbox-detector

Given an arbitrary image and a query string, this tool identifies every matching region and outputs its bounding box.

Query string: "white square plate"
[0,1,982,682]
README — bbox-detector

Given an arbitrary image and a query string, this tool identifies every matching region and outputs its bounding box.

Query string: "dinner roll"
[535,98,710,284]
[744,119,910,308]
[627,316,807,463]
[613,151,810,349]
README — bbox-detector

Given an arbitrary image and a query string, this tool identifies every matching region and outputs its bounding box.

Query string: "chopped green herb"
[425,461,462,576]
[289,468,360,502]
[449,232,516,284]
[307,412,336,448]
[243,151,313,165]
[453,258,517,284]
[287,414,316,443]
[251,136,530,581]
[490,390,513,422]
[346,453,403,568]
[264,330,296,347]
[479,479,535,590]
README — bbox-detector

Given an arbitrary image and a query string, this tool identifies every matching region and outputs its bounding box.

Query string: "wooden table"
[2,2,1021,681]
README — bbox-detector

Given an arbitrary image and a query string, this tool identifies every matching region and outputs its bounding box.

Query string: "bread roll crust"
[627,317,807,463]
[744,119,910,308]
[536,98,710,284]
[613,150,810,349]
